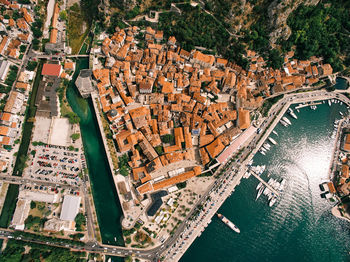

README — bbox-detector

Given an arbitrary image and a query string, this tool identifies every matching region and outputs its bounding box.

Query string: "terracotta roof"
[64,62,75,70]
[205,137,225,159]
[342,165,349,178]
[192,51,215,67]
[238,108,250,130]
[152,166,201,191]
[49,28,58,44]
[136,181,154,195]
[327,182,336,194]
[0,36,8,54]
[0,126,9,136]
[42,64,61,76]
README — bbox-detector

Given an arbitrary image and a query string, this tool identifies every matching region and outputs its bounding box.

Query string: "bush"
[161,134,175,144]
[75,213,86,231]
[30,201,36,209]
[26,61,38,71]
[176,181,187,189]
[71,133,80,140]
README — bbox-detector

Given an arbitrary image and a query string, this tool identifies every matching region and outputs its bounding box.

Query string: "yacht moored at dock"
[268,137,277,145]
[279,119,288,127]
[256,186,264,201]
[217,213,240,233]
[282,116,292,125]
[288,108,298,119]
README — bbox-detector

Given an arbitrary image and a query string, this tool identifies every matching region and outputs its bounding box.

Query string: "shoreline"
[164,90,350,261]
[331,205,350,223]
[90,92,127,232]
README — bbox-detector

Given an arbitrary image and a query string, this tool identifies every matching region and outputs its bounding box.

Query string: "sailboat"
[256,186,264,200]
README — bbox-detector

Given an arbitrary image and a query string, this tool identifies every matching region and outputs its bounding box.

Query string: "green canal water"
[66,58,124,245]
[182,101,350,262]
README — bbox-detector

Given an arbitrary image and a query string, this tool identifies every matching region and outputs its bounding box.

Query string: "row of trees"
[1,239,86,262]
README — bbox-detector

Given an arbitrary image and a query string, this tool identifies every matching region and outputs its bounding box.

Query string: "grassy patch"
[67,3,90,54]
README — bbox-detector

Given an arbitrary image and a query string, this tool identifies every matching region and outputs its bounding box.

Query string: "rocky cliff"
[267,0,320,45]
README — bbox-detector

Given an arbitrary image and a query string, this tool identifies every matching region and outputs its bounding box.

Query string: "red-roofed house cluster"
[0,1,33,59]
[91,26,334,198]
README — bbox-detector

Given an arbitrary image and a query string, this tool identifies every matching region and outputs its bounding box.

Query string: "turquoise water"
[182,101,350,262]
[66,59,124,245]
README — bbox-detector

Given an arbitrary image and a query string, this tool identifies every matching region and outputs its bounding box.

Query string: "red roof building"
[41,64,62,76]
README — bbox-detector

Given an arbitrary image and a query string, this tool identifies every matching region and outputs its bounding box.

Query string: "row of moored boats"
[256,177,286,207]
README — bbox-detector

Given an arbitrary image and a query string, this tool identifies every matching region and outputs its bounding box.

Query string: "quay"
[163,90,350,262]
[295,101,322,109]
[249,168,279,196]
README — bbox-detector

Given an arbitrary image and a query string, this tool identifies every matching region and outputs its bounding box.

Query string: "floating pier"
[295,102,322,110]
[249,168,280,196]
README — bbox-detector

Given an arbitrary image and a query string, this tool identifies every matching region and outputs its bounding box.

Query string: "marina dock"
[295,102,322,109]
[249,168,280,196]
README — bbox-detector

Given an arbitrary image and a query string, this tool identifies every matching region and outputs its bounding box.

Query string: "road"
[2,89,349,261]
[0,174,79,190]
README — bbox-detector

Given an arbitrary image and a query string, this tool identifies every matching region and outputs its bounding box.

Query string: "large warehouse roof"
[60,195,81,221]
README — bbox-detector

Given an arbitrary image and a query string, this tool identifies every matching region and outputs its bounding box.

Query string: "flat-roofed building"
[60,195,81,221]
[18,190,59,203]
[11,199,30,230]
[0,59,10,81]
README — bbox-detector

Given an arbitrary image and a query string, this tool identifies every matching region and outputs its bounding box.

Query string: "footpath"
[165,90,350,262]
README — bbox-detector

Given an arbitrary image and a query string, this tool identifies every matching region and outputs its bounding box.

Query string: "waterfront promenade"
[161,90,350,262]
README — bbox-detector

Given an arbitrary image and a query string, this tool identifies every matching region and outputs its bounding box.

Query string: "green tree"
[74,213,86,231]
[30,201,36,209]
[59,10,67,20]
[71,133,80,141]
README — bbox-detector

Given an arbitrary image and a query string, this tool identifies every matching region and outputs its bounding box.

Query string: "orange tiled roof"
[238,108,250,130]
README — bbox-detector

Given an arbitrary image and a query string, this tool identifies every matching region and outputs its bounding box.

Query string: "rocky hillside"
[267,0,320,45]
[89,0,350,71]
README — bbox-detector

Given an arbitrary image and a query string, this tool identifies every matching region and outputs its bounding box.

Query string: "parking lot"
[24,144,84,186]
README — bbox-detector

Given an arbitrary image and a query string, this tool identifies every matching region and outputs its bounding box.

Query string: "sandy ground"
[67,0,79,7]
[32,117,51,144]
[43,0,56,39]
[49,118,71,146]
[0,182,9,214]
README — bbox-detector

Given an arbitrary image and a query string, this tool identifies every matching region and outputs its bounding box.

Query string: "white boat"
[288,108,298,119]
[340,112,344,116]
[269,196,277,207]
[282,116,292,125]
[264,143,271,149]
[256,186,264,200]
[263,144,270,151]
[328,100,331,106]
[268,137,277,145]
[280,119,288,127]
[279,179,286,191]
[272,130,278,136]
[259,150,266,156]
[217,213,240,233]
[256,182,263,190]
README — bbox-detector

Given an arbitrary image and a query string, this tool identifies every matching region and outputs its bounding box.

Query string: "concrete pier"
[162,90,350,262]
[249,169,279,196]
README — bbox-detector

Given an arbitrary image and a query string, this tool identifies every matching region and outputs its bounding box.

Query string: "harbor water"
[66,58,124,245]
[181,101,350,262]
